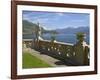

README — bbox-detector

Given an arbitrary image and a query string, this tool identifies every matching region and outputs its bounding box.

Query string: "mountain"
[23,20,57,34]
[23,20,89,35]
[23,20,38,34]
[55,27,89,34]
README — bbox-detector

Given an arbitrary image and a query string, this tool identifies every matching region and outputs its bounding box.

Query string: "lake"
[23,33,89,44]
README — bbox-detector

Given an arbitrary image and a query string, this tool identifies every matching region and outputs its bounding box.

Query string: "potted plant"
[51,32,56,42]
[76,32,85,44]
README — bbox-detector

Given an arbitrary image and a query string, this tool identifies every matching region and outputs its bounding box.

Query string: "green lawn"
[23,52,51,68]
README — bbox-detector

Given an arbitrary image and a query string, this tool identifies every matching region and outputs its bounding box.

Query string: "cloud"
[32,18,49,24]
[56,13,64,16]
[23,11,89,30]
[71,19,86,23]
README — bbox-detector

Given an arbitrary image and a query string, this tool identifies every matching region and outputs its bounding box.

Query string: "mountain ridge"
[55,27,89,34]
[23,20,89,34]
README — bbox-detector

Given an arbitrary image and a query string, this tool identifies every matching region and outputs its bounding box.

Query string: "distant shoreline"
[23,33,89,45]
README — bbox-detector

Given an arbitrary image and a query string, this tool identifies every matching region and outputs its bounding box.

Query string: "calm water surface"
[23,33,89,44]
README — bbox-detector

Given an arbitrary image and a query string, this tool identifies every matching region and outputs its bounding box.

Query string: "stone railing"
[23,39,33,48]
[37,40,73,56]
[23,39,89,65]
[32,39,89,66]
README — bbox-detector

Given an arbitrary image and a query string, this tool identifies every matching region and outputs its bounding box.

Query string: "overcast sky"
[23,11,90,30]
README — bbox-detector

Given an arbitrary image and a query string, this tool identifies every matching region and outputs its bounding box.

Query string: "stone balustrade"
[23,39,89,66]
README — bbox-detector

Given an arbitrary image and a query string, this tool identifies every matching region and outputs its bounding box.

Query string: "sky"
[23,11,90,30]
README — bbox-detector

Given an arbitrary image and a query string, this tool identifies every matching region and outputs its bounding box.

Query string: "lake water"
[23,33,89,44]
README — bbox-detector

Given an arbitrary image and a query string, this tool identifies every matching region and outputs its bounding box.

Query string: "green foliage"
[23,20,57,34]
[51,32,56,42]
[23,20,38,34]
[76,32,85,42]
[51,36,56,42]
[23,52,51,68]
